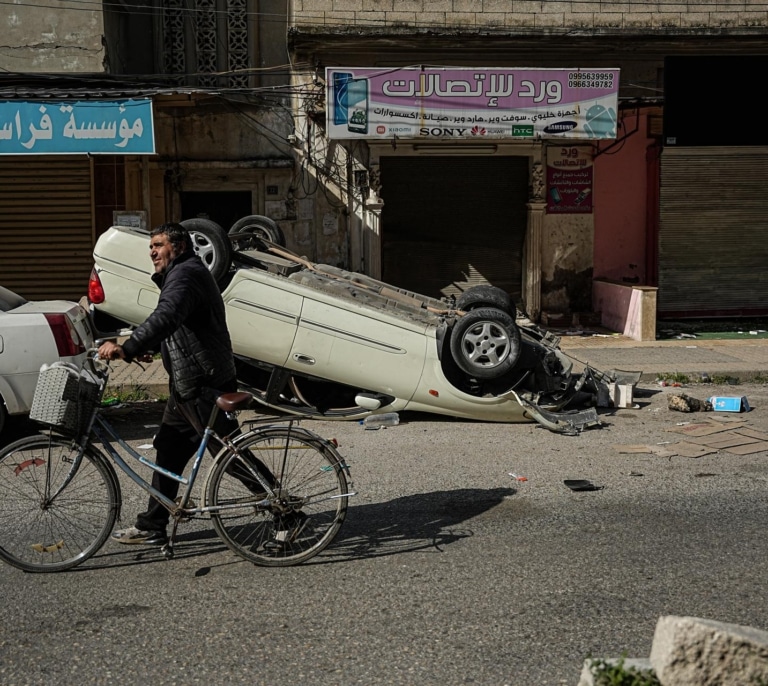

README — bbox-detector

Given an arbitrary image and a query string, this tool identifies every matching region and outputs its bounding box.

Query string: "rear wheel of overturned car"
[180,218,232,285]
[449,307,522,380]
[455,285,515,316]
[228,215,286,248]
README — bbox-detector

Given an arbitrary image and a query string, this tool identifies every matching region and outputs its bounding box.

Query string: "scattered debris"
[708,395,751,413]
[668,393,713,413]
[666,419,746,437]
[670,442,718,458]
[508,473,528,482]
[564,479,604,492]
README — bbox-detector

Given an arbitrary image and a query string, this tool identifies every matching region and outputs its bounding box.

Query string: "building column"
[523,161,545,321]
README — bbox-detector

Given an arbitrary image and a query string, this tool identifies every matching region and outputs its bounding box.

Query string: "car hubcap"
[190,232,216,268]
[462,322,510,368]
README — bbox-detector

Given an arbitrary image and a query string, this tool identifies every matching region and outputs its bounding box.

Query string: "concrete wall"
[593,108,657,286]
[291,0,768,30]
[1,0,105,72]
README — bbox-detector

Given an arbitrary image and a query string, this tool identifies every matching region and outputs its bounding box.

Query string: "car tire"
[0,400,6,437]
[449,307,522,380]
[455,285,515,316]
[179,218,232,285]
[228,215,286,247]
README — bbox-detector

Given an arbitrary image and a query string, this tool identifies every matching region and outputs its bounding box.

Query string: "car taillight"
[88,268,105,304]
[44,313,86,357]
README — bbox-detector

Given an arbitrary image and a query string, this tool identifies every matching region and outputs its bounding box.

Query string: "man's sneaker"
[111,526,168,546]
[264,511,309,552]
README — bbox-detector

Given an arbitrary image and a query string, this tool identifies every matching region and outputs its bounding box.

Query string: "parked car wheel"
[229,215,286,248]
[180,218,232,284]
[455,285,515,316]
[450,307,522,380]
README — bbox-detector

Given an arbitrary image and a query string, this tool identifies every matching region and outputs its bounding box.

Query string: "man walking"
[98,222,238,545]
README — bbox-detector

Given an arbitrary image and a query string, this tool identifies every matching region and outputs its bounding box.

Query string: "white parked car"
[0,286,95,438]
[88,218,622,433]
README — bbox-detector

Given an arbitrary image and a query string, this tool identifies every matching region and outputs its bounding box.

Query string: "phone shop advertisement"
[326,67,619,141]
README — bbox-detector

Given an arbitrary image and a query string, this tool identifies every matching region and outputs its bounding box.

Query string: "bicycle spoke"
[207,426,350,567]
[0,435,119,573]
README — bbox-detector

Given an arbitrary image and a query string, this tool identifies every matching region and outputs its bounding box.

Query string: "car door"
[223,270,301,367]
[287,293,428,400]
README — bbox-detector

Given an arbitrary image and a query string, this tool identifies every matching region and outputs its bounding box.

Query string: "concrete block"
[578,657,654,686]
[650,615,768,686]
[592,279,657,342]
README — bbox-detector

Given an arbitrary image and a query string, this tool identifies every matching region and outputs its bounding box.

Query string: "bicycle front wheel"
[0,434,119,573]
[207,426,349,567]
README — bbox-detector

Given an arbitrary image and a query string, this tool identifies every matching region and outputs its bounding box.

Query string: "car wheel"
[0,400,6,437]
[228,215,286,247]
[179,218,232,284]
[449,307,522,380]
[455,285,515,316]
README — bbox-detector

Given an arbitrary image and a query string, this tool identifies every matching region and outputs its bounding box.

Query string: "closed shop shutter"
[659,147,768,316]
[380,155,529,303]
[0,156,93,301]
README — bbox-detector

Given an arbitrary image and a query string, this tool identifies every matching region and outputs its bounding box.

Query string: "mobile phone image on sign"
[333,72,352,126]
[347,78,369,135]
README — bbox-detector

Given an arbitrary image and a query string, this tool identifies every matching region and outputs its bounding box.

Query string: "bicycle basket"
[30,364,104,435]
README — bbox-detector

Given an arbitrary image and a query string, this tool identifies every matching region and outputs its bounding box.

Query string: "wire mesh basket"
[30,364,105,435]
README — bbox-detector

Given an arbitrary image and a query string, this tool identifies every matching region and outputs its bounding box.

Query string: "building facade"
[2,1,767,319]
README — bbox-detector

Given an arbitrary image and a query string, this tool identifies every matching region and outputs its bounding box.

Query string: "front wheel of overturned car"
[455,285,515,316]
[228,215,286,248]
[180,218,233,285]
[449,307,522,380]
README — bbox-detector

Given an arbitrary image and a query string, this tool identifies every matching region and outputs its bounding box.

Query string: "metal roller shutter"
[0,156,93,301]
[659,147,768,316]
[380,156,529,302]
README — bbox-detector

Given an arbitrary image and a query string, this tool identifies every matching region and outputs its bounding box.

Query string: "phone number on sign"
[568,72,615,88]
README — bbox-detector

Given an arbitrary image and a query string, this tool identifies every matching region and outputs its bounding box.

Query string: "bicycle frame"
[89,411,277,520]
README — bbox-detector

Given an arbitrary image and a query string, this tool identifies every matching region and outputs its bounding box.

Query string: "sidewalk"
[557,332,768,382]
[104,332,768,398]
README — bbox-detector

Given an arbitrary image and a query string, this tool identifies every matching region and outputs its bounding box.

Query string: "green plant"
[103,383,154,404]
[656,372,690,385]
[710,374,739,385]
[588,655,661,686]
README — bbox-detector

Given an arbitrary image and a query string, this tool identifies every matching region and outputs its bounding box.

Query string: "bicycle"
[0,350,354,573]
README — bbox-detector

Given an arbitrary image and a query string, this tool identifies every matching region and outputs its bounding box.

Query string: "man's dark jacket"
[121,250,236,401]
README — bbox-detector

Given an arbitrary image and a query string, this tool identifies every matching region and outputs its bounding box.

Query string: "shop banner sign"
[326,67,619,141]
[547,146,593,214]
[0,99,155,155]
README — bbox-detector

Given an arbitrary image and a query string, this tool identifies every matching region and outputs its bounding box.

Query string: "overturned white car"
[88,217,628,433]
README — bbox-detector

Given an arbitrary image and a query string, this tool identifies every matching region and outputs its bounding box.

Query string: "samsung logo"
[544,121,577,134]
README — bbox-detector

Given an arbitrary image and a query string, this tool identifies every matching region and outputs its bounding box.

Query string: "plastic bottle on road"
[362,412,400,430]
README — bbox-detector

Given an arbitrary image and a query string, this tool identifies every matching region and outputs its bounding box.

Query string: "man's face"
[149,233,179,274]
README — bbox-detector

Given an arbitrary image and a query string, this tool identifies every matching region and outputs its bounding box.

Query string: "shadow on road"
[325,486,516,561]
[65,486,515,573]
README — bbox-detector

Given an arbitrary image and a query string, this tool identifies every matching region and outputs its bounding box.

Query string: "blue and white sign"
[0,99,155,155]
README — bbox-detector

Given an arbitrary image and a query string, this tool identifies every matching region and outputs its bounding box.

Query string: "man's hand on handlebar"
[98,341,154,364]
[98,341,125,361]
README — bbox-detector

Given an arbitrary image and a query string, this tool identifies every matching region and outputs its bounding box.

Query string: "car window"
[0,285,27,312]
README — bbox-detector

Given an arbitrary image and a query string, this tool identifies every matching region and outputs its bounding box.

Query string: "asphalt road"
[1,382,768,685]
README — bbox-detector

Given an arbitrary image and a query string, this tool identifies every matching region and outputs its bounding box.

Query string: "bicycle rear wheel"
[0,434,119,573]
[207,426,350,567]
